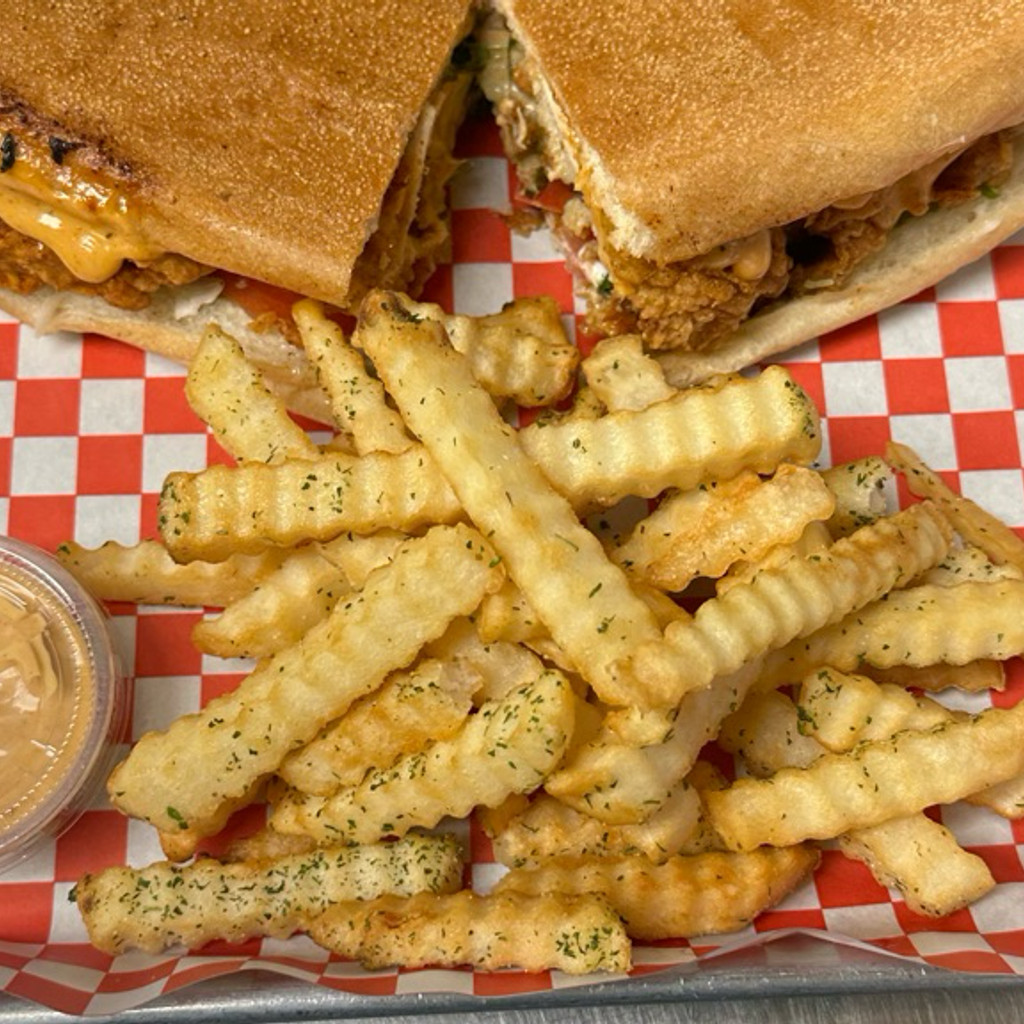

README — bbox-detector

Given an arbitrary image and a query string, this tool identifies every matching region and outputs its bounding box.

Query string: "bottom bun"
[656,133,1024,387]
[0,277,331,423]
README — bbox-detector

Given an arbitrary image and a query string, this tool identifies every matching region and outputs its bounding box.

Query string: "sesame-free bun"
[655,130,1024,385]
[0,0,473,306]
[498,0,1024,264]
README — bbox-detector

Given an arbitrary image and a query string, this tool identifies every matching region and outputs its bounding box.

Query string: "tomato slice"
[216,272,305,324]
[515,178,575,214]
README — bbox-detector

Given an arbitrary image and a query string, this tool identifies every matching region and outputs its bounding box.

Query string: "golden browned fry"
[74,834,464,955]
[477,579,549,645]
[293,299,413,455]
[705,700,1024,851]
[191,532,403,659]
[304,890,631,975]
[819,457,893,537]
[403,294,579,407]
[271,670,576,845]
[718,689,998,915]
[186,324,321,464]
[106,524,503,849]
[838,816,995,917]
[755,579,1024,693]
[886,441,1024,573]
[222,826,316,863]
[544,659,764,824]
[610,465,835,592]
[797,668,1024,820]
[494,846,819,941]
[158,449,462,562]
[492,780,705,868]
[715,521,834,596]
[860,660,1006,693]
[518,364,822,509]
[55,538,288,607]
[581,334,676,412]
[355,292,662,708]
[796,667,955,752]
[629,501,952,708]
[277,658,476,796]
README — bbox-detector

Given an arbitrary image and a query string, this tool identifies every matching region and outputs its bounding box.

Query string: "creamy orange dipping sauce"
[0,569,96,837]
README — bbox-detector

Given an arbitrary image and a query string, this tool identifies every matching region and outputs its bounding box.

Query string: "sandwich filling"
[479,16,1018,352]
[0,64,472,331]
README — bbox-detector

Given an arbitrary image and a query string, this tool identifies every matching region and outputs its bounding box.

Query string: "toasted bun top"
[0,0,472,303]
[499,0,1024,263]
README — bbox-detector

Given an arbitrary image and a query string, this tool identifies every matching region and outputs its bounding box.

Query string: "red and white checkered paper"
[2,117,1024,1015]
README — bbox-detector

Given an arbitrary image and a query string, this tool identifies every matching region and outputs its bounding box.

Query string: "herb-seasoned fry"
[74,834,464,955]
[305,890,631,974]
[159,449,461,562]
[610,465,835,591]
[403,294,579,407]
[277,658,476,796]
[518,364,822,508]
[293,299,412,455]
[107,524,503,851]
[56,538,287,607]
[820,456,893,536]
[581,334,675,412]
[186,324,321,464]
[355,291,662,708]
[494,846,819,940]
[706,700,1024,850]
[271,669,576,844]
[630,501,952,707]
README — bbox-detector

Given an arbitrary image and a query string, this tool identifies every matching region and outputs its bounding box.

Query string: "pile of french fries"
[61,290,1024,975]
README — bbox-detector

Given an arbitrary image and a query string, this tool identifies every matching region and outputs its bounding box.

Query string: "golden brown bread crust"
[0,0,474,305]
[498,0,1024,263]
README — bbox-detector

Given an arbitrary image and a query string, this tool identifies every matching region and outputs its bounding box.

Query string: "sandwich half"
[480,0,1024,381]
[0,0,475,413]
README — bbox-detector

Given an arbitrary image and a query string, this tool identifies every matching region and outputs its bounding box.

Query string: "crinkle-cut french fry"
[304,890,631,975]
[422,617,546,704]
[837,816,994,917]
[55,538,288,607]
[403,294,579,407]
[192,545,350,658]
[477,579,548,644]
[718,690,824,776]
[494,845,819,941]
[158,450,462,562]
[74,834,464,955]
[293,299,413,455]
[755,579,1024,693]
[886,441,1024,573]
[186,324,322,464]
[518,364,821,509]
[916,543,1024,587]
[717,690,998,914]
[191,531,404,659]
[716,520,833,596]
[820,456,894,537]
[705,700,1024,851]
[796,668,1024,819]
[356,293,662,709]
[271,670,576,845]
[610,465,834,592]
[860,660,1006,694]
[544,659,763,824]
[277,658,476,796]
[492,780,704,869]
[629,501,952,708]
[107,524,504,851]
[581,334,676,412]
[797,667,956,753]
